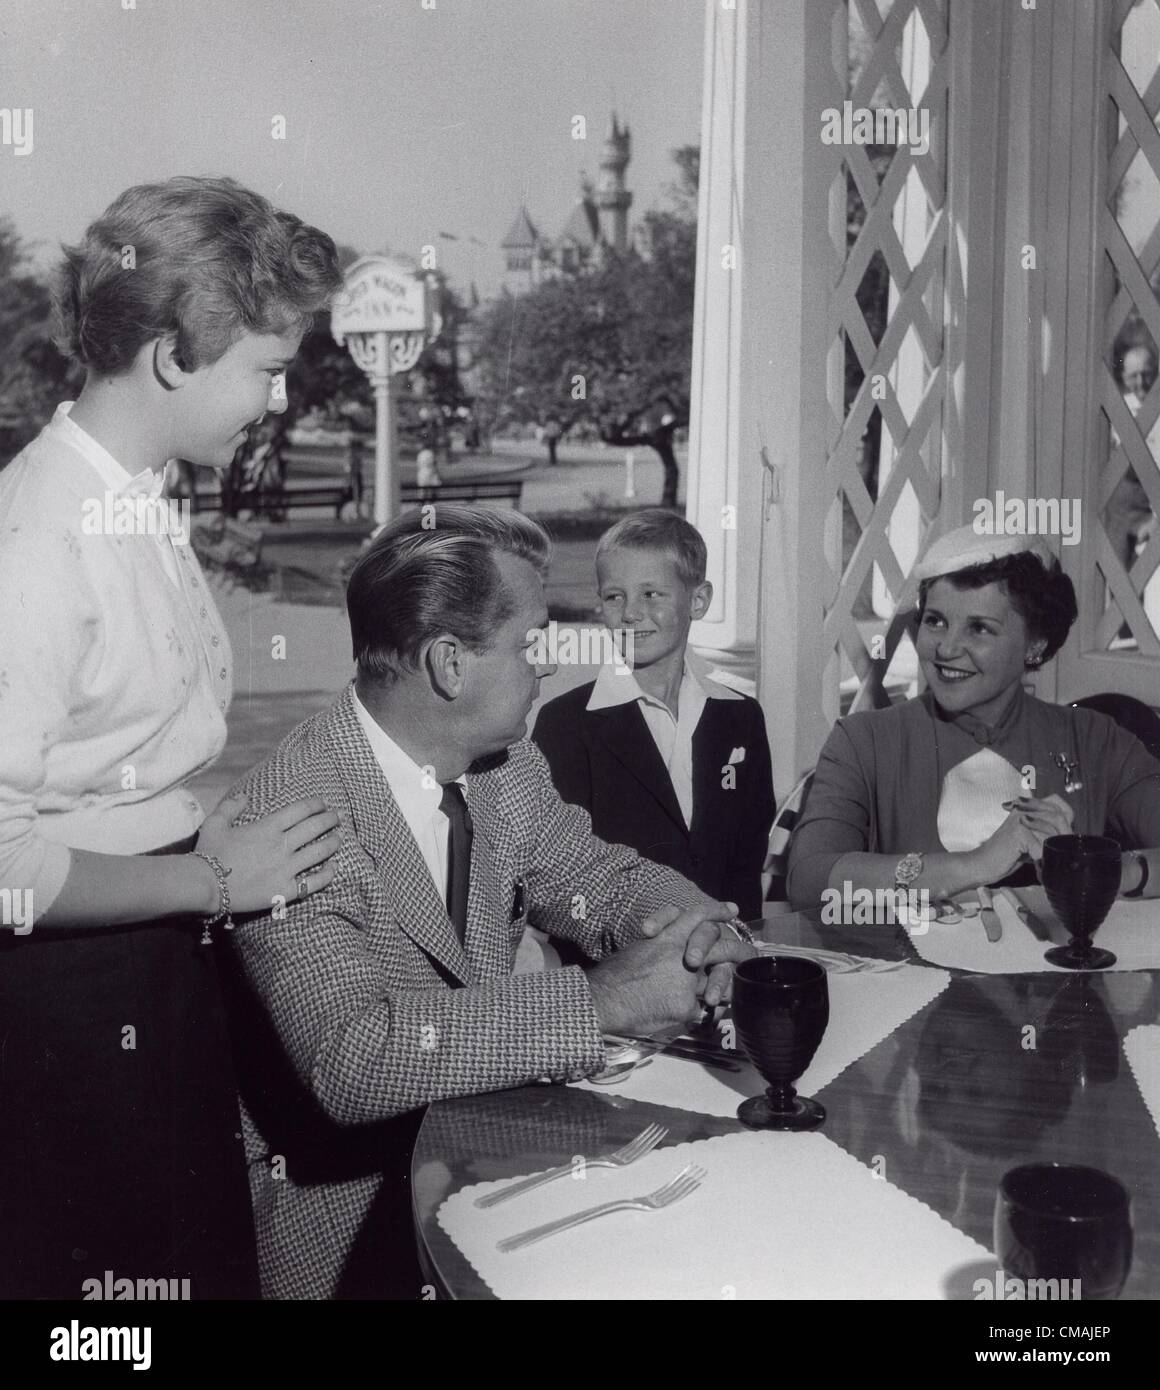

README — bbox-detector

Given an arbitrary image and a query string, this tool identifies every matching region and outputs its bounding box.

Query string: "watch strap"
[1123,851,1149,899]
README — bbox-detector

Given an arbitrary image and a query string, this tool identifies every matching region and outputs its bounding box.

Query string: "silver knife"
[999,888,1051,942]
[606,1033,743,1072]
[977,885,1002,943]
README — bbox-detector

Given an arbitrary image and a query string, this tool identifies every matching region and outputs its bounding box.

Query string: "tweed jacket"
[223,684,705,1299]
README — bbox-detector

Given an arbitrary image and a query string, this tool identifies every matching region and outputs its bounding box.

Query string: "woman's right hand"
[973,794,1074,885]
[195,794,342,915]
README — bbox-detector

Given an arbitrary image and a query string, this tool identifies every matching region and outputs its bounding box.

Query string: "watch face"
[896,853,923,885]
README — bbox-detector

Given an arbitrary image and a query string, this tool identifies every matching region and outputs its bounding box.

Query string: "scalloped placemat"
[1123,1025,1160,1142]
[572,964,949,1119]
[913,891,1160,974]
[437,1131,992,1299]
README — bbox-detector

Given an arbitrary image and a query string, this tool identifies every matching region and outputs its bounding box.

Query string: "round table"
[411,910,1160,1299]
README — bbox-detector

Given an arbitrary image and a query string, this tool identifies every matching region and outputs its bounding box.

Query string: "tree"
[0,218,79,466]
[283,241,369,426]
[473,146,699,506]
[399,280,472,452]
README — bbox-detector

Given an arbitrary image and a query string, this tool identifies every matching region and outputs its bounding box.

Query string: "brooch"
[1051,751,1083,793]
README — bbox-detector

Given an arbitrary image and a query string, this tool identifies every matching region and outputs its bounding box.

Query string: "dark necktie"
[439,783,473,944]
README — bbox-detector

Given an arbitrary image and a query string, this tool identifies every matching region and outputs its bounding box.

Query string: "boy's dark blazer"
[533,677,776,920]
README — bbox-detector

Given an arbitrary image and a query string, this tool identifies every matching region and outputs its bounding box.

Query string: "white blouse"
[0,403,232,921]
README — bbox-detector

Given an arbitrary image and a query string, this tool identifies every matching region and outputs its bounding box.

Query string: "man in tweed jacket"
[224,506,751,1299]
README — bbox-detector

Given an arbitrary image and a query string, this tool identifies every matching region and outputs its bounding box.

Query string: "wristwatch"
[1122,851,1149,899]
[894,851,924,892]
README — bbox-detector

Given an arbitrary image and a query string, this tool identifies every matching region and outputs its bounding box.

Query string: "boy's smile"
[596,546,712,703]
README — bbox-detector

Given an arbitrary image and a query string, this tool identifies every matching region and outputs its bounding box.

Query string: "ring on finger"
[296,870,311,901]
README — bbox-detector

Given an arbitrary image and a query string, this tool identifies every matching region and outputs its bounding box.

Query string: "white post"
[372,330,392,526]
[332,256,438,529]
[684,0,763,686]
[624,449,636,499]
[750,0,843,790]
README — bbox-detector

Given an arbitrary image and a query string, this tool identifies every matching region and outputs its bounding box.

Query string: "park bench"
[188,438,524,518]
[190,470,524,518]
[189,438,362,520]
[400,478,524,508]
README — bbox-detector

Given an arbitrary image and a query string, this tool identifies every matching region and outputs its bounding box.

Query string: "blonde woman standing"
[0,177,343,1298]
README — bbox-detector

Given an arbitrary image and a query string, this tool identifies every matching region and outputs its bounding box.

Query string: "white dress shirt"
[585,647,742,827]
[0,403,232,919]
[351,688,466,906]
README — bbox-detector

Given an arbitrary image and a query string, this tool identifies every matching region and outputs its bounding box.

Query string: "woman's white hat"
[912,523,1054,582]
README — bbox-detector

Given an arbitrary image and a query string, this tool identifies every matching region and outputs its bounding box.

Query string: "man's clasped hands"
[583,898,755,1039]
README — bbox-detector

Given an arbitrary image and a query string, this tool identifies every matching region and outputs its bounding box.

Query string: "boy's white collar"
[586,645,743,711]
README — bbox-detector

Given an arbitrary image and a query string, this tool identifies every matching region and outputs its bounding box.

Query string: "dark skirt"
[0,895,259,1300]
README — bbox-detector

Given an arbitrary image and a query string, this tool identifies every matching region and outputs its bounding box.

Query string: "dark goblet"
[995,1164,1133,1301]
[732,956,828,1131]
[1041,835,1122,970]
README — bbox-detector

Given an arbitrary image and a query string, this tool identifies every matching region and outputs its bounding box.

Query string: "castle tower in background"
[501,207,540,296]
[499,114,633,293]
[596,112,632,253]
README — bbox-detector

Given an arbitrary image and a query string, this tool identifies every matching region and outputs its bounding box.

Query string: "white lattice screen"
[821,0,951,722]
[1095,0,1160,657]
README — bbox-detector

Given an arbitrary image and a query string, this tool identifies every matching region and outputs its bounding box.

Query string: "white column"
[744,0,842,796]
[989,2,1040,507]
[685,0,762,688]
[373,335,394,526]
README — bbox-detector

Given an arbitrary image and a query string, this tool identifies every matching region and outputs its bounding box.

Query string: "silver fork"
[755,943,905,974]
[497,1163,705,1251]
[474,1123,669,1209]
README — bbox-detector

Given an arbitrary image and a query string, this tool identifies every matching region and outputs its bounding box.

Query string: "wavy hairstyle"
[917,552,1078,664]
[347,504,552,682]
[55,176,341,375]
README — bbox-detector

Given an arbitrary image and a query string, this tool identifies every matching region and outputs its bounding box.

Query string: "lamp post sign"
[332,255,441,524]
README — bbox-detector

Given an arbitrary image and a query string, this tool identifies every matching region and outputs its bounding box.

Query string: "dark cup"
[732,955,828,1131]
[1041,834,1122,970]
[995,1164,1133,1301]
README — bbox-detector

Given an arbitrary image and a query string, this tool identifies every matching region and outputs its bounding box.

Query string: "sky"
[0,0,704,298]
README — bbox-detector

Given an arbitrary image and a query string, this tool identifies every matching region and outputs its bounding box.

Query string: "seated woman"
[787,526,1160,913]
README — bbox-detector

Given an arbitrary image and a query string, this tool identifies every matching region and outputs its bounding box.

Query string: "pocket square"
[728,746,746,765]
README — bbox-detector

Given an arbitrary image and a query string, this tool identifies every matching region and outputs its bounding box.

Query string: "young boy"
[533,509,776,919]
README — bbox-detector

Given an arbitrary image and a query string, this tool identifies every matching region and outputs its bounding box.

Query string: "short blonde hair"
[56,176,342,375]
[595,509,707,588]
